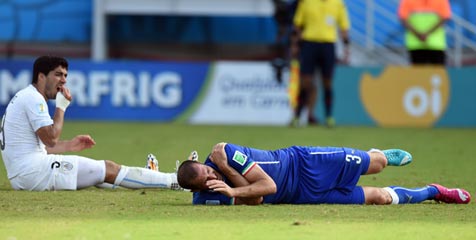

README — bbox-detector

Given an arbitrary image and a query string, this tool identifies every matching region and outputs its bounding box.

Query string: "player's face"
[193,164,223,191]
[44,66,68,100]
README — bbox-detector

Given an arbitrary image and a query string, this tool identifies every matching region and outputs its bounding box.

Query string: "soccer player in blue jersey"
[177,142,471,205]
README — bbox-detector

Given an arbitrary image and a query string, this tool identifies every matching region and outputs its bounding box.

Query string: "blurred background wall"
[1,0,475,65]
[1,0,475,127]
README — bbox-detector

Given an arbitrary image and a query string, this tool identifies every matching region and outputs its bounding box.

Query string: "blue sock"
[385,186,439,204]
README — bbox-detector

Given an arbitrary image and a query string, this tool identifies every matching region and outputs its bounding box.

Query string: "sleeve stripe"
[242,162,257,176]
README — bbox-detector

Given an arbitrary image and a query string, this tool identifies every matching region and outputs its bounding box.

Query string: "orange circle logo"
[360,66,450,127]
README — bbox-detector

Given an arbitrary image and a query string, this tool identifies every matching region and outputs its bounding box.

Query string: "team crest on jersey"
[60,161,74,172]
[232,151,247,166]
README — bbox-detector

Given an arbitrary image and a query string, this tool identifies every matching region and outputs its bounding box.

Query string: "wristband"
[56,92,70,112]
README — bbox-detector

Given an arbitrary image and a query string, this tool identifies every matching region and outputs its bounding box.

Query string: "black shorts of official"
[409,50,446,65]
[299,41,336,79]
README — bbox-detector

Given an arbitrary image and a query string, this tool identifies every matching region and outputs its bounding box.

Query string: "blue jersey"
[193,143,371,205]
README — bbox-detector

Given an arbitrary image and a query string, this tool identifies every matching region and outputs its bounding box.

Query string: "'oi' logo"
[360,66,449,127]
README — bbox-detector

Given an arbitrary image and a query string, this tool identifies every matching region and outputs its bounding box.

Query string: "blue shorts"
[293,147,370,204]
[299,41,336,79]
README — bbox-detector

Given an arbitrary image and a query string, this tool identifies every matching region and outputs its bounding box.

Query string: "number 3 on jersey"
[345,154,361,164]
[0,112,6,150]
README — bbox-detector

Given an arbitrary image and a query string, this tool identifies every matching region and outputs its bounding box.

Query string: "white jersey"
[1,84,174,191]
[1,84,53,179]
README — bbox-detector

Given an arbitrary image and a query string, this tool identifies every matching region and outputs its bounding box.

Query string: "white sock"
[368,148,384,154]
[383,187,400,204]
[95,183,121,189]
[114,166,177,189]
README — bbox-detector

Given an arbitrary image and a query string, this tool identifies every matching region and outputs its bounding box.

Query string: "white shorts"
[9,154,106,191]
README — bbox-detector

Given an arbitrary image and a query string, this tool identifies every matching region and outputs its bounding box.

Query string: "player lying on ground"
[0,56,180,191]
[177,142,471,205]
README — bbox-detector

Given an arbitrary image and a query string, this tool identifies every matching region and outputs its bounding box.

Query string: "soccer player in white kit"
[0,56,179,191]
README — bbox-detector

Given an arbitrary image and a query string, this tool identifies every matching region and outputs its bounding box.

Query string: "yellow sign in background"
[360,66,450,127]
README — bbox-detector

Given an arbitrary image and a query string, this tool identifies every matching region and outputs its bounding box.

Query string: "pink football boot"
[430,184,471,204]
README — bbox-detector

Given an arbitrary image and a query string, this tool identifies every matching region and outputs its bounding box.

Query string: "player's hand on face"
[209,142,228,170]
[58,86,72,101]
[206,179,234,197]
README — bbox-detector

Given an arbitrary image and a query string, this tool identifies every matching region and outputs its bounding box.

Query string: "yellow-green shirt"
[398,0,452,50]
[293,0,350,43]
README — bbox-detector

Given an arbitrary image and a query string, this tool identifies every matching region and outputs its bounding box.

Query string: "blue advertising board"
[1,60,475,127]
[0,59,210,121]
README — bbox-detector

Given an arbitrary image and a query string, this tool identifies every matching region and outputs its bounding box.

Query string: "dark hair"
[32,56,68,84]
[177,160,202,190]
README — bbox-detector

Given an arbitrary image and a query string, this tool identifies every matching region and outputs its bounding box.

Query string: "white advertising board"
[189,61,293,125]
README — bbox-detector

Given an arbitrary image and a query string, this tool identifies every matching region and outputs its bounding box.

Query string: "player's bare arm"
[36,84,72,147]
[208,142,265,204]
[46,135,96,154]
[207,142,277,204]
[36,122,63,148]
[207,164,276,205]
[36,98,67,147]
[209,142,251,187]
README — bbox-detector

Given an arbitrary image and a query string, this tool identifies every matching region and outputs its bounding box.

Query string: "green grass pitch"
[1,122,475,239]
